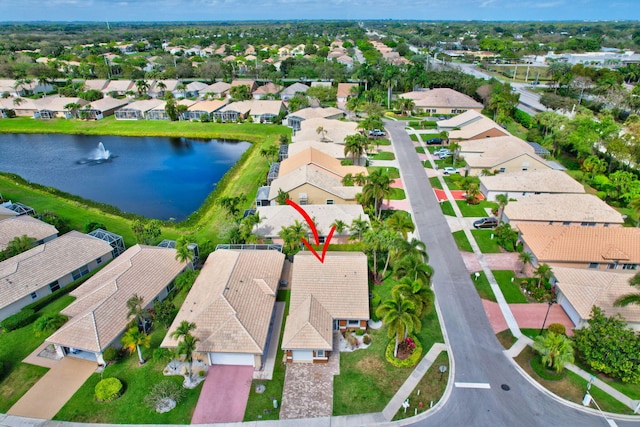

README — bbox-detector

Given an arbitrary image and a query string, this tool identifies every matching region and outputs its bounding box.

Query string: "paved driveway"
[191,365,253,424]
[482,300,575,336]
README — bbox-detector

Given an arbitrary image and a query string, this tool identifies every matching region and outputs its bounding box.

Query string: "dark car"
[473,217,499,229]
[426,137,443,145]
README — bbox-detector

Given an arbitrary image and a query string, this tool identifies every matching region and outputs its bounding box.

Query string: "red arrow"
[285,199,336,263]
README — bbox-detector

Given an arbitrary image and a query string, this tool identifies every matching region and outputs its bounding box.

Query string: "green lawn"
[505,121,529,140]
[572,358,640,401]
[456,200,496,217]
[388,188,406,200]
[370,151,396,161]
[429,177,442,189]
[415,146,425,154]
[0,295,75,412]
[417,133,440,140]
[373,138,392,146]
[470,271,496,302]
[470,230,502,254]
[439,201,455,216]
[410,134,419,142]
[368,166,400,180]
[452,230,473,252]
[492,270,528,303]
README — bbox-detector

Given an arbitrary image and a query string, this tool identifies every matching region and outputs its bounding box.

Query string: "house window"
[96,257,103,265]
[607,262,618,270]
[347,319,360,327]
[319,236,326,244]
[588,263,599,269]
[562,222,571,226]
[580,222,596,227]
[71,265,90,280]
[49,281,60,293]
[316,350,325,358]
[623,264,639,270]
[499,168,506,173]
[326,199,334,205]
[30,291,38,300]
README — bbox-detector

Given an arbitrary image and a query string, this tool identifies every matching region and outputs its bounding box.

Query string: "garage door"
[292,350,313,362]
[559,298,580,328]
[209,352,255,366]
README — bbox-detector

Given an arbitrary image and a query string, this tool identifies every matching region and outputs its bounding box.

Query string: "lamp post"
[539,298,557,335]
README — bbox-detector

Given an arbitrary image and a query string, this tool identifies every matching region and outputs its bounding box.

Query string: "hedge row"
[0,309,37,332]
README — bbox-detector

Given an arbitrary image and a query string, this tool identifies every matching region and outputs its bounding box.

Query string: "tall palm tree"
[376,291,421,357]
[495,194,509,223]
[155,81,167,97]
[278,220,308,257]
[393,255,432,286]
[330,219,348,235]
[393,277,434,317]
[121,327,151,364]
[126,294,146,328]
[533,263,553,289]
[178,333,200,378]
[63,102,82,118]
[533,332,574,373]
[170,320,197,342]
[613,273,640,308]
[385,211,415,240]
[518,251,533,274]
[6,234,36,257]
[349,216,370,241]
[174,236,194,267]
[361,169,393,219]
[343,133,368,165]
[394,238,428,264]
[135,79,149,97]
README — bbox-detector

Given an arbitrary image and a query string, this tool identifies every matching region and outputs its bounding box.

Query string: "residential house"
[268,165,361,206]
[518,224,640,271]
[0,215,58,251]
[398,88,483,115]
[287,140,352,163]
[502,194,624,228]
[552,267,640,330]
[101,80,135,97]
[161,249,285,369]
[279,147,367,180]
[458,136,553,176]
[230,79,258,94]
[80,97,129,120]
[83,79,110,92]
[294,117,359,145]
[0,79,20,97]
[114,99,164,120]
[247,100,285,123]
[34,97,88,119]
[282,252,369,363]
[46,245,188,364]
[286,107,344,131]
[145,99,197,120]
[254,204,369,244]
[202,81,231,99]
[215,100,252,122]
[4,97,38,117]
[252,82,282,100]
[182,100,227,121]
[437,110,510,140]
[336,83,358,104]
[335,55,354,69]
[149,80,181,98]
[0,205,19,220]
[0,231,113,321]
[281,82,310,101]
[479,169,585,201]
[185,81,209,98]
[16,80,55,96]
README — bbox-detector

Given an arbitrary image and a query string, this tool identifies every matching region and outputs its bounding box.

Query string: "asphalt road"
[385,119,639,427]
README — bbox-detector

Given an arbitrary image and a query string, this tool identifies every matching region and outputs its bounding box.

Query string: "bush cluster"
[95,377,123,402]
[1,308,37,332]
[548,323,566,335]
[384,336,423,368]
[102,347,119,363]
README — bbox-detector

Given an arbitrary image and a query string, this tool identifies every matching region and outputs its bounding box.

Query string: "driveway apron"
[191,365,253,424]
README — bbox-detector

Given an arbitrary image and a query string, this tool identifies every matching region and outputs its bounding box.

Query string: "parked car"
[368,129,386,137]
[473,217,499,229]
[442,167,459,175]
[426,137,443,145]
[438,153,452,159]
[433,148,450,156]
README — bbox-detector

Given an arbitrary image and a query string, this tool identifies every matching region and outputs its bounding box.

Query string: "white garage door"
[559,298,580,328]
[292,350,313,362]
[209,352,255,366]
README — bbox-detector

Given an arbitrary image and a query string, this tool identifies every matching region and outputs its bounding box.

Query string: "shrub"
[95,378,123,402]
[355,329,365,336]
[363,335,372,345]
[102,347,119,362]
[143,380,184,413]
[153,348,172,362]
[345,332,358,348]
[385,336,423,368]
[548,323,566,335]
[1,309,37,332]
[371,291,381,307]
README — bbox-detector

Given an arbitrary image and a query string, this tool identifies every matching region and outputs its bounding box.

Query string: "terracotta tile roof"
[519,224,640,264]
[553,267,640,323]
[0,216,58,251]
[399,88,483,109]
[279,147,367,178]
[46,245,187,353]
[479,169,586,194]
[253,82,283,95]
[268,165,362,201]
[0,231,113,312]
[282,295,333,350]
[337,83,357,98]
[254,204,369,238]
[161,249,285,355]
[221,100,283,116]
[504,194,624,225]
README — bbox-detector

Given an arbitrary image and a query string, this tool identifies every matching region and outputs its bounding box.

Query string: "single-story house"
[182,100,227,121]
[0,79,20,97]
[80,97,130,120]
[287,140,354,163]
[279,147,367,180]
[336,83,357,104]
[552,267,640,330]
[34,97,88,119]
[294,117,359,144]
[13,80,55,96]
[1,97,38,117]
[161,249,285,370]
[518,223,640,271]
[83,79,110,92]
[252,82,283,100]
[185,81,209,98]
[398,88,483,115]
[268,165,362,206]
[46,245,188,365]
[214,100,253,122]
[247,100,285,123]
[503,193,625,228]
[335,55,354,69]
[0,215,58,251]
[438,110,510,140]
[281,82,309,101]
[0,205,19,220]
[282,252,369,363]
[0,231,114,321]
[114,99,164,120]
[201,81,231,99]
[230,79,258,94]
[254,204,369,244]
[101,80,135,97]
[459,136,553,176]
[479,169,585,201]
[148,80,181,98]
[286,107,344,131]
[145,99,196,120]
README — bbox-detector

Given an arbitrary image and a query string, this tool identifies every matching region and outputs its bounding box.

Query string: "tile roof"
[161,249,285,355]
[220,100,283,115]
[553,267,640,323]
[268,165,362,201]
[286,107,343,120]
[437,109,484,128]
[203,81,231,94]
[254,204,369,238]
[0,231,113,311]
[337,83,357,98]
[399,88,483,109]
[279,147,367,178]
[102,80,134,92]
[46,245,187,353]
[86,97,130,112]
[504,194,624,225]
[296,117,359,144]
[83,80,110,91]
[479,169,586,194]
[253,82,283,95]
[282,82,310,96]
[117,99,164,112]
[282,295,333,350]
[34,97,85,112]
[187,100,227,113]
[518,224,640,264]
[449,117,510,140]
[287,140,350,159]
[0,216,58,251]
[460,135,549,169]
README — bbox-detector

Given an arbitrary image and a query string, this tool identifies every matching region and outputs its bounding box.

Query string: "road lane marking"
[454,382,491,389]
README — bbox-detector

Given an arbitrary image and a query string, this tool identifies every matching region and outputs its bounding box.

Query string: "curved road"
[385,119,639,427]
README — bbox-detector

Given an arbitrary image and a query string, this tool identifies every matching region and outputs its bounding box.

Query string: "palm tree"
[394,254,433,286]
[33,314,67,337]
[121,327,151,364]
[394,238,428,264]
[393,277,434,317]
[316,126,328,142]
[155,81,167,97]
[375,292,421,357]
[126,294,146,329]
[5,234,36,257]
[174,236,194,267]
[533,263,553,289]
[385,210,415,240]
[448,140,460,165]
[349,216,370,241]
[176,82,187,98]
[178,333,200,378]
[330,219,348,235]
[495,194,509,222]
[518,251,533,275]
[170,320,197,342]
[613,273,640,307]
[278,220,308,257]
[361,169,393,219]
[63,102,82,118]
[135,79,149,97]
[630,196,640,227]
[533,332,574,373]
[343,133,368,165]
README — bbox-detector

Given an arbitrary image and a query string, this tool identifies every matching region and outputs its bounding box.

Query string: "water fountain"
[92,142,111,161]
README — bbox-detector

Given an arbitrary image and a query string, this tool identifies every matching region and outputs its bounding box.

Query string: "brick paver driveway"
[191,365,254,424]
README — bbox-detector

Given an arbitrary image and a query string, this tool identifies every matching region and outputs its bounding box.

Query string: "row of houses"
[447,110,639,331]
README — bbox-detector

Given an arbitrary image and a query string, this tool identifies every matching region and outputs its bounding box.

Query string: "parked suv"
[368,129,386,137]
[426,137,443,145]
[473,217,499,229]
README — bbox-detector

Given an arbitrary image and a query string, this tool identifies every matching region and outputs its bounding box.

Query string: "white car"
[442,167,459,175]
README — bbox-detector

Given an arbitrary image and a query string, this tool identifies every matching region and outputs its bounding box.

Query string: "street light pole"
[539,299,557,335]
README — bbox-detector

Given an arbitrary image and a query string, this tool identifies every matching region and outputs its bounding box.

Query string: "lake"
[0,134,251,221]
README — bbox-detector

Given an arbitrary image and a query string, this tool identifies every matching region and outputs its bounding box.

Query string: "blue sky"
[0,0,637,22]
